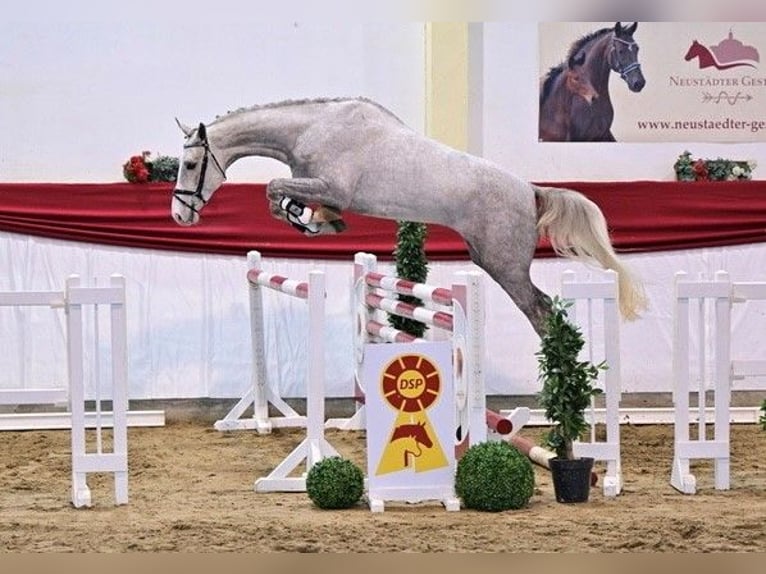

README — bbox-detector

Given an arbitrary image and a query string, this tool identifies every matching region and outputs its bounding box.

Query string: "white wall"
[4,16,764,184]
[0,9,425,183]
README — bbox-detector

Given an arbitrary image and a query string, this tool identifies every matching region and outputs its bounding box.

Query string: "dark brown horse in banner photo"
[539,22,646,142]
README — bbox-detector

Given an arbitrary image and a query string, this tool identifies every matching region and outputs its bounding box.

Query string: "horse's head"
[684,40,702,61]
[171,120,227,226]
[567,52,598,105]
[610,22,646,93]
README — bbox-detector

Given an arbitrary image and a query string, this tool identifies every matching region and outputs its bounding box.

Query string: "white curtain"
[2,230,766,400]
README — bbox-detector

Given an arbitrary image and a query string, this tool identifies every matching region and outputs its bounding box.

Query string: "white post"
[305,270,325,465]
[713,270,731,490]
[326,252,378,430]
[671,271,694,494]
[248,250,272,432]
[453,271,487,446]
[109,275,129,505]
[67,275,90,508]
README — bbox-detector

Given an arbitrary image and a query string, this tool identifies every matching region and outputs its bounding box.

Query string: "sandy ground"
[0,421,764,553]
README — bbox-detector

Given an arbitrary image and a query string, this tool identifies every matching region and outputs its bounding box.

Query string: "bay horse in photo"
[171,97,646,338]
[539,52,599,142]
[549,22,646,142]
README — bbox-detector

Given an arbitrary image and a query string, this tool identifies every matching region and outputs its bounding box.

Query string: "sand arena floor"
[0,421,764,553]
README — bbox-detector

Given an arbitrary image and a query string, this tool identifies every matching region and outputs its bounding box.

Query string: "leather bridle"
[172,128,226,216]
[610,35,642,82]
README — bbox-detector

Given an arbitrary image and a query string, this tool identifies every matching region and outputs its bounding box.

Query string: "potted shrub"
[536,296,605,503]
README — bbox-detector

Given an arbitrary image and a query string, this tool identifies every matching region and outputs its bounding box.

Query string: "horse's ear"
[175,118,193,137]
[197,123,207,141]
[615,22,638,37]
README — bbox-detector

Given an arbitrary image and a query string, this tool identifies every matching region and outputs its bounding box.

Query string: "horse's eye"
[185,161,197,170]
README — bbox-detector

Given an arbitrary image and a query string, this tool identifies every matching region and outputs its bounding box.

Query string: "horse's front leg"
[267,178,347,236]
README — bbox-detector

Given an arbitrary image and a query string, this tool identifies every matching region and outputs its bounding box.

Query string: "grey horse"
[172,97,644,337]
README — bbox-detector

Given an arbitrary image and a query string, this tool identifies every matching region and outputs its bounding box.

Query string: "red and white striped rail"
[246,269,309,300]
[365,272,454,307]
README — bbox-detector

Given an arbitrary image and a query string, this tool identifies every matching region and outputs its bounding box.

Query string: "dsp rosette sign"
[363,342,457,511]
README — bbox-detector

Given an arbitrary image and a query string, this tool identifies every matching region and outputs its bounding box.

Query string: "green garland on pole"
[390,221,429,338]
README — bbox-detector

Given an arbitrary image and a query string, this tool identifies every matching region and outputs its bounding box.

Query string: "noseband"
[173,130,226,215]
[610,35,641,81]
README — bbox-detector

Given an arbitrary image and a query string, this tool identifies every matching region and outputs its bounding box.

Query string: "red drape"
[1,181,765,260]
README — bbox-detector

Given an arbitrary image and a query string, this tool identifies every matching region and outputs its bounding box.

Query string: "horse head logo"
[684,31,759,71]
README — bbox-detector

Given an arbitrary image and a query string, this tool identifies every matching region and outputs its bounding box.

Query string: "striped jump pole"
[488,409,598,487]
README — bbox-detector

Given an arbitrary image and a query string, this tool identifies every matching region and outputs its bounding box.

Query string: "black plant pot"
[549,457,594,503]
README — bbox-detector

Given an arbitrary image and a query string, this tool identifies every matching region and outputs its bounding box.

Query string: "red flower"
[123,152,153,183]
[692,159,708,181]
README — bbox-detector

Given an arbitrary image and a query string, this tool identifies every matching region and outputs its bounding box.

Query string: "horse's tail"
[533,185,647,320]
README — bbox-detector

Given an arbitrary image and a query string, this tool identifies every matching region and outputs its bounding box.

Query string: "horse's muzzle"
[171,195,200,226]
[629,76,646,92]
[172,211,198,226]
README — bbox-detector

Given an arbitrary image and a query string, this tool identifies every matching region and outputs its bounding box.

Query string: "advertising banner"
[539,22,766,142]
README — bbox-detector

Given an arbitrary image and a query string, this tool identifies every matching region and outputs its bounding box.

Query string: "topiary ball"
[305,456,365,510]
[455,441,535,512]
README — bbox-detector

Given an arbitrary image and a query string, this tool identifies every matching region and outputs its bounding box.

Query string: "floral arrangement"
[674,150,757,182]
[122,151,179,183]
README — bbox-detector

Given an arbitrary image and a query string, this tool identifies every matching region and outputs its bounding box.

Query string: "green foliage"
[305,457,364,510]
[150,155,180,182]
[760,399,766,431]
[390,221,429,338]
[122,151,179,183]
[455,441,535,512]
[674,150,755,182]
[536,297,605,459]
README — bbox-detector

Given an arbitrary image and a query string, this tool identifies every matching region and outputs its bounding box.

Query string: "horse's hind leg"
[466,241,552,338]
[494,272,552,338]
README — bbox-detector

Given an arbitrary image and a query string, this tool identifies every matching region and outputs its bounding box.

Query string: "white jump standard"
[0,275,130,508]
[561,269,623,497]
[671,271,766,494]
[241,251,341,493]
